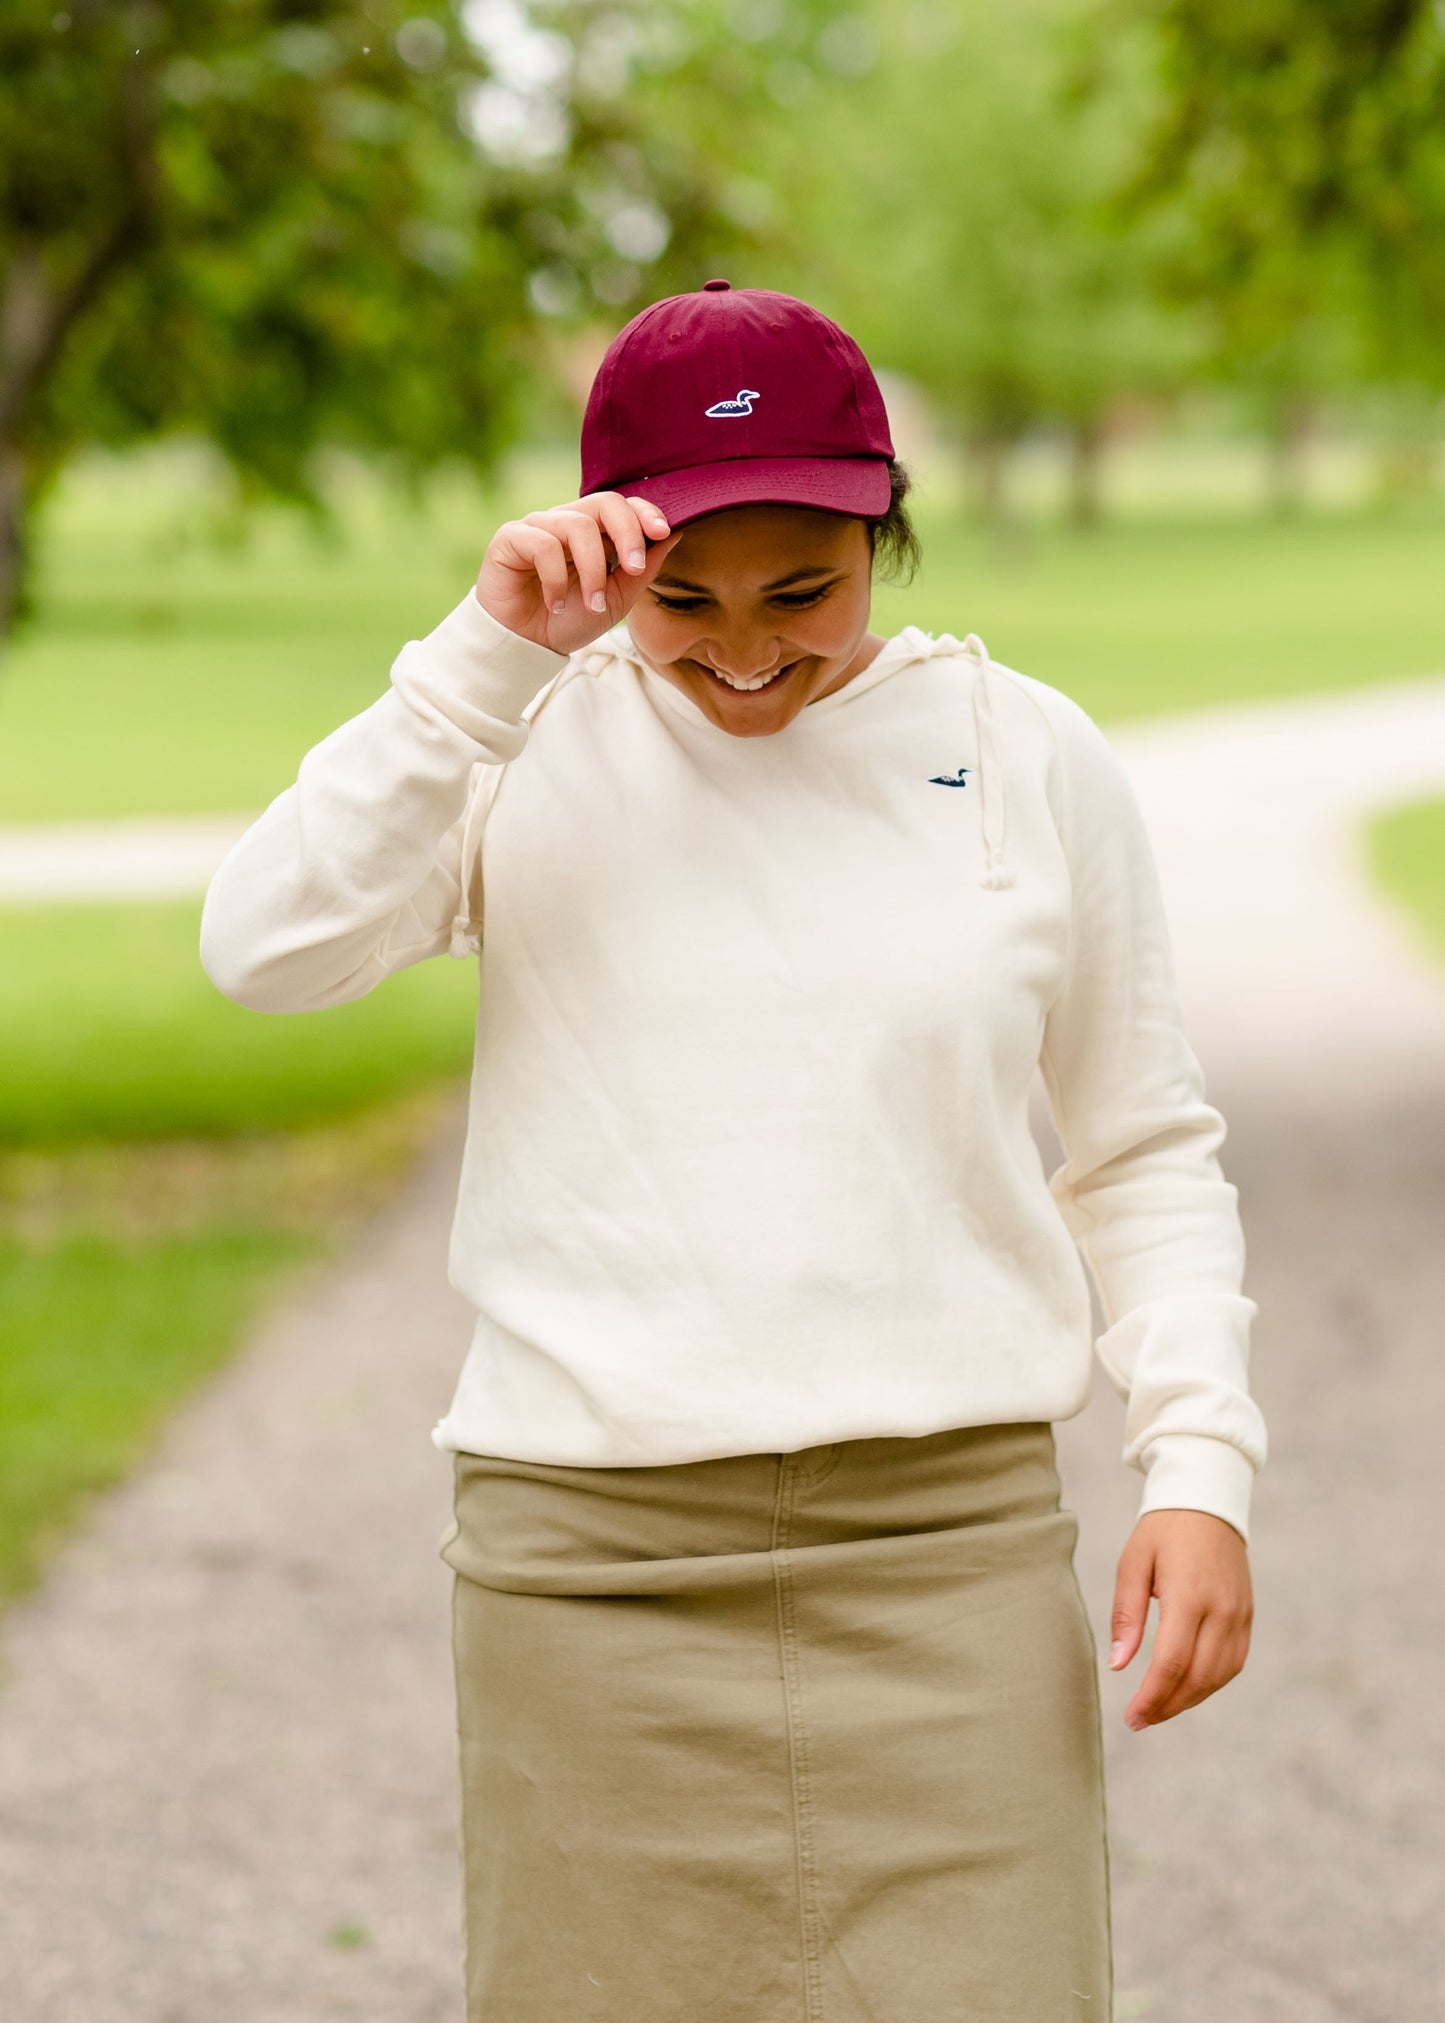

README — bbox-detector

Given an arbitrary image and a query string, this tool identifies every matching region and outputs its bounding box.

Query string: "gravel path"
[2,672,1444,2021]
[0,813,256,899]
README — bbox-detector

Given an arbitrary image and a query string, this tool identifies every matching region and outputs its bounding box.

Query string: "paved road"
[2,672,1444,2020]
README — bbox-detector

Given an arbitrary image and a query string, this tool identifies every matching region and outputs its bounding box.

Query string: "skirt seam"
[772,1457,826,2021]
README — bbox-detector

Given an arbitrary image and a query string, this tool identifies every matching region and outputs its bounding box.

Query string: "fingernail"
[652,514,670,531]
[1109,1641,1125,1666]
[627,550,646,570]
[552,598,567,613]
[589,591,607,612]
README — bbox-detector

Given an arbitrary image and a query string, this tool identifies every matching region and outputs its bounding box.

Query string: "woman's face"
[624,503,882,738]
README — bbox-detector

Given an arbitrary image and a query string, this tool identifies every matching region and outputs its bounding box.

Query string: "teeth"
[710,663,792,691]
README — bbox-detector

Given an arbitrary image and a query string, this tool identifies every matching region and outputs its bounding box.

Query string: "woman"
[200,280,1266,2021]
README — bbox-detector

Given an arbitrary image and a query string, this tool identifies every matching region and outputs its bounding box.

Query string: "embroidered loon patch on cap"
[705,389,761,417]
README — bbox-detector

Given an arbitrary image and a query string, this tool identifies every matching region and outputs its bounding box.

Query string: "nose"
[702,633,783,682]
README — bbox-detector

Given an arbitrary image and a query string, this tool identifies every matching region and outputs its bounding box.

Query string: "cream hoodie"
[199,588,1267,1541]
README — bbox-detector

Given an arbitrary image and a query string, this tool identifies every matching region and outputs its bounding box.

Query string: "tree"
[0,0,836,652]
[1106,0,1445,489]
[1,2,488,641]
[757,0,1198,524]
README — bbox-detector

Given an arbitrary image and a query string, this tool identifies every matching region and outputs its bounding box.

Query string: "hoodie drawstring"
[901,625,1015,890]
[960,632,1015,890]
[448,767,491,956]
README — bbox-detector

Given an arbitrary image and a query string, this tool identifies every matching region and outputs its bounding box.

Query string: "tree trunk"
[0,106,154,657]
[0,441,25,651]
[1265,394,1314,515]
[0,248,47,654]
[1066,416,1106,529]
[968,434,1010,526]
[1372,432,1436,506]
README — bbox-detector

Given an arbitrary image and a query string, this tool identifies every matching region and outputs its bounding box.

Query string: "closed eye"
[651,585,834,614]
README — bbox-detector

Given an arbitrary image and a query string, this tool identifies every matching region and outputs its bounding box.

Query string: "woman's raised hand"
[476,491,685,656]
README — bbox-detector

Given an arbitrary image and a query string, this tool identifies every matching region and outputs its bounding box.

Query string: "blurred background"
[1,3,1443,2018]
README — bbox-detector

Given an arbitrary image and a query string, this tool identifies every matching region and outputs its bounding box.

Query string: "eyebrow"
[652,564,844,593]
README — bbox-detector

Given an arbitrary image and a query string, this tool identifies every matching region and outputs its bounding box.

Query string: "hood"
[452,623,1015,948]
[611,620,1012,890]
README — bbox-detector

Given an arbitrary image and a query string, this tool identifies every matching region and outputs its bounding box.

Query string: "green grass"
[0,882,477,1605]
[0,897,478,1144]
[873,502,1445,721]
[0,1064,463,1606]
[0,1222,318,1600]
[0,442,1442,821]
[1367,796,1445,968]
[0,451,489,823]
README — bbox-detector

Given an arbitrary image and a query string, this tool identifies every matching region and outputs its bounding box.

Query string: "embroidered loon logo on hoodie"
[927,765,973,788]
[705,389,761,417]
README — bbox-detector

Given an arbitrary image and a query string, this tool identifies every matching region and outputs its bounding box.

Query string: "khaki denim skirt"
[440,1419,1113,2021]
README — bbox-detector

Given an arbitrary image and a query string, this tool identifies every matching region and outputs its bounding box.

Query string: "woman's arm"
[1036,685,1265,1729]
[198,592,568,1012]
[1036,684,1268,1548]
[199,491,681,1014]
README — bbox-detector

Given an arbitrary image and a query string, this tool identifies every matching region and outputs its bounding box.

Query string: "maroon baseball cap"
[580,279,894,529]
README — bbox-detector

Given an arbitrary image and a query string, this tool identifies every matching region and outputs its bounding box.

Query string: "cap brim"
[614,455,892,530]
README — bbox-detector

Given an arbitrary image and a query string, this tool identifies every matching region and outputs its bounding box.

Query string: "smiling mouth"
[695,657,805,694]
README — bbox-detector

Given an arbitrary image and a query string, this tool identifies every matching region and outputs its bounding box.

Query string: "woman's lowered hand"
[1109,1508,1254,1730]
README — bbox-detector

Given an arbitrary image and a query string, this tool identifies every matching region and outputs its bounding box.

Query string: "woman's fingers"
[1136,1610,1240,1727]
[620,493,673,554]
[1124,1585,1203,1730]
[540,491,671,562]
[522,507,613,612]
[477,491,680,650]
[1125,1594,1251,1728]
[501,524,571,613]
[523,493,679,617]
[1109,1540,1153,1672]
[622,522,686,590]
[592,492,669,574]
[1112,1508,1254,1731]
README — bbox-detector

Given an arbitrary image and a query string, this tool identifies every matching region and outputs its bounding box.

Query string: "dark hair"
[867,458,922,586]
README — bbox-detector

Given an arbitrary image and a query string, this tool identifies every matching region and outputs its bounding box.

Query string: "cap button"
[702,277,731,291]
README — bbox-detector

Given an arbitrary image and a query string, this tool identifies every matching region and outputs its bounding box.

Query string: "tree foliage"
[1112,0,1445,393]
[756,0,1197,520]
[1,2,494,631]
[0,0,835,644]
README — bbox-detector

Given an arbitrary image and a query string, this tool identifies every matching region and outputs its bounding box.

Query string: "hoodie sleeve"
[1035,684,1267,1545]
[199,589,568,1014]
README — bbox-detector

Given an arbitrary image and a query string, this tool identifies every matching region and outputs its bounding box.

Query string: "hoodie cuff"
[390,588,570,758]
[1136,1432,1256,1546]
